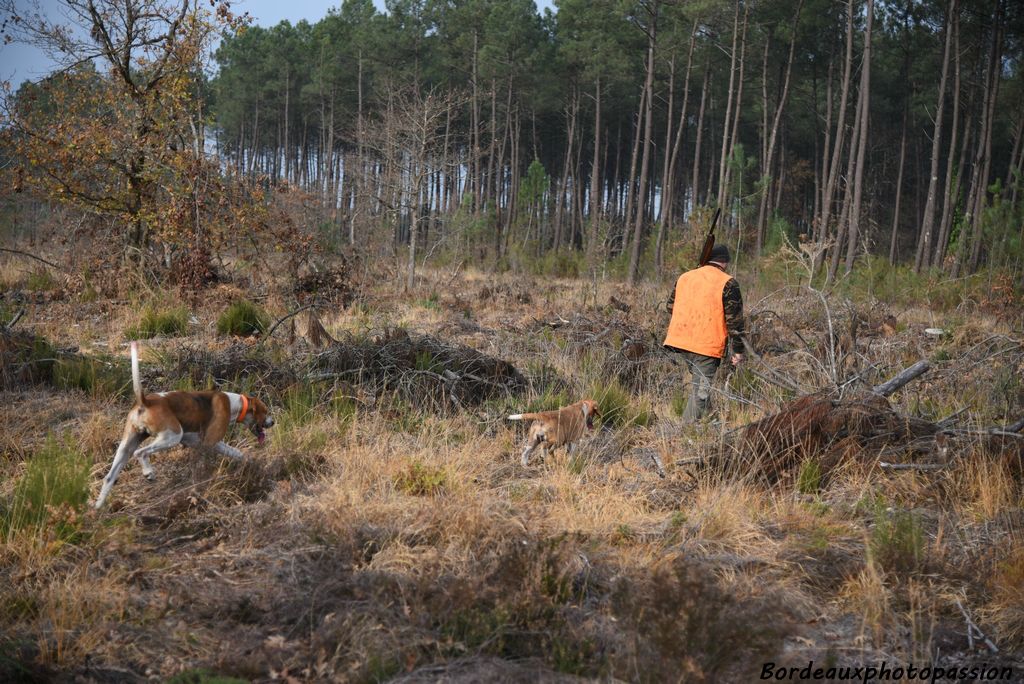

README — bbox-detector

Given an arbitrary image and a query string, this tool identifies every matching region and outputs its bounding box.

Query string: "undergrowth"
[217,300,269,337]
[125,302,189,339]
[0,434,90,543]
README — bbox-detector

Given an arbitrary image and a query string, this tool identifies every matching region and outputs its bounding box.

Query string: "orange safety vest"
[663,264,732,358]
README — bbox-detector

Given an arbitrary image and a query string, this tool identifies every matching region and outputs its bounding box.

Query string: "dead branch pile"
[163,343,300,395]
[739,390,941,481]
[312,328,526,411]
[478,282,532,305]
[530,312,657,389]
[0,328,55,389]
[292,255,358,306]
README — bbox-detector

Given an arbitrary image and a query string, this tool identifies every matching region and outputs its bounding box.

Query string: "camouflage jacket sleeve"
[723,278,745,352]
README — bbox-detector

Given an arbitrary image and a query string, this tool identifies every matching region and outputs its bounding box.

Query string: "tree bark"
[889,107,908,264]
[756,1,803,255]
[587,75,603,265]
[842,0,873,275]
[915,0,955,272]
[716,0,741,211]
[967,0,1004,273]
[691,62,710,208]
[659,18,698,260]
[817,0,855,256]
[933,5,960,269]
[555,90,579,251]
[627,1,659,286]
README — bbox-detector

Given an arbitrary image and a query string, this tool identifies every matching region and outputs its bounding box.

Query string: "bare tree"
[362,82,463,291]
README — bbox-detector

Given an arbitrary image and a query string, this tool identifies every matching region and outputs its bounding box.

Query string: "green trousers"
[678,350,721,423]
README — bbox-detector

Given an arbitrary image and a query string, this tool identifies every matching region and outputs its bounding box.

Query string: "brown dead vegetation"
[1,251,1022,681]
[312,328,526,411]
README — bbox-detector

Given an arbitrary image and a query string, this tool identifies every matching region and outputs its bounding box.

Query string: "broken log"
[871,360,930,397]
[878,462,947,471]
[1004,417,1024,434]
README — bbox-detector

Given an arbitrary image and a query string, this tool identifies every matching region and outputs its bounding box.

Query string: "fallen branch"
[3,308,25,330]
[259,303,317,345]
[0,247,66,272]
[871,360,930,397]
[878,462,947,471]
[1003,417,1024,433]
[955,599,998,654]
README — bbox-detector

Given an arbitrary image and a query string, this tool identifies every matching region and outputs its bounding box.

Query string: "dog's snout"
[264,417,274,428]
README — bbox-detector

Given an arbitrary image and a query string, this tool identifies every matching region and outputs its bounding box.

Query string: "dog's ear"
[251,397,274,428]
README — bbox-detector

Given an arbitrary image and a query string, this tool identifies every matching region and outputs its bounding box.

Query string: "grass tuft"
[52,354,131,399]
[589,380,654,428]
[125,303,189,339]
[1,433,90,542]
[216,300,269,337]
[395,461,449,496]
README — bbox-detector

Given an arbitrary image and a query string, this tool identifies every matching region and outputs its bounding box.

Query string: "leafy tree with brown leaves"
[0,0,263,278]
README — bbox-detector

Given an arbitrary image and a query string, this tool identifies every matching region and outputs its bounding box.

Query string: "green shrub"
[670,392,687,417]
[589,380,654,428]
[536,249,584,278]
[522,387,574,414]
[1,434,90,541]
[216,300,269,337]
[25,268,57,292]
[866,497,925,572]
[418,291,440,309]
[396,461,449,496]
[125,303,189,339]
[796,459,822,495]
[52,354,131,399]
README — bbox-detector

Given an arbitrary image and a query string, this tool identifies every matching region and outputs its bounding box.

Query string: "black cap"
[708,244,731,263]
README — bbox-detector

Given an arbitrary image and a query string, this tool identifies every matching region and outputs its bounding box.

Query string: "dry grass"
[0,258,1022,680]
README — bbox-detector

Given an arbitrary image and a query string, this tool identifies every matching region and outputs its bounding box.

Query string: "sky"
[0,0,556,87]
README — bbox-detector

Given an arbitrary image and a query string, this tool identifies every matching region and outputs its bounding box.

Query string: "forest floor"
[1,246,1023,683]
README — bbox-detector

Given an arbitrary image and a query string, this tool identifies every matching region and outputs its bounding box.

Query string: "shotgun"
[697,207,722,267]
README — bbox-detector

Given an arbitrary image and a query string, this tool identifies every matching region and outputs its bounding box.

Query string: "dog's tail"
[131,341,147,407]
[507,413,539,421]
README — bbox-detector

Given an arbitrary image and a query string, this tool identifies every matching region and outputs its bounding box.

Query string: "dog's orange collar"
[237,394,249,423]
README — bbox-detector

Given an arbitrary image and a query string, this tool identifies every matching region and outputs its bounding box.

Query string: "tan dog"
[508,399,600,466]
[94,341,274,509]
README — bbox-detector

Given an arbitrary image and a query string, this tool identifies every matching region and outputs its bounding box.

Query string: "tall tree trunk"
[723,6,749,245]
[627,2,659,286]
[817,57,833,242]
[352,51,365,246]
[587,76,603,265]
[555,90,579,251]
[716,0,741,210]
[915,0,955,272]
[842,0,873,275]
[471,31,482,212]
[954,1,1002,276]
[889,107,908,264]
[691,62,710,208]
[934,9,963,268]
[756,0,803,255]
[818,0,855,255]
[967,0,1004,273]
[485,78,498,212]
[828,79,863,282]
[622,84,646,251]
[657,19,698,274]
